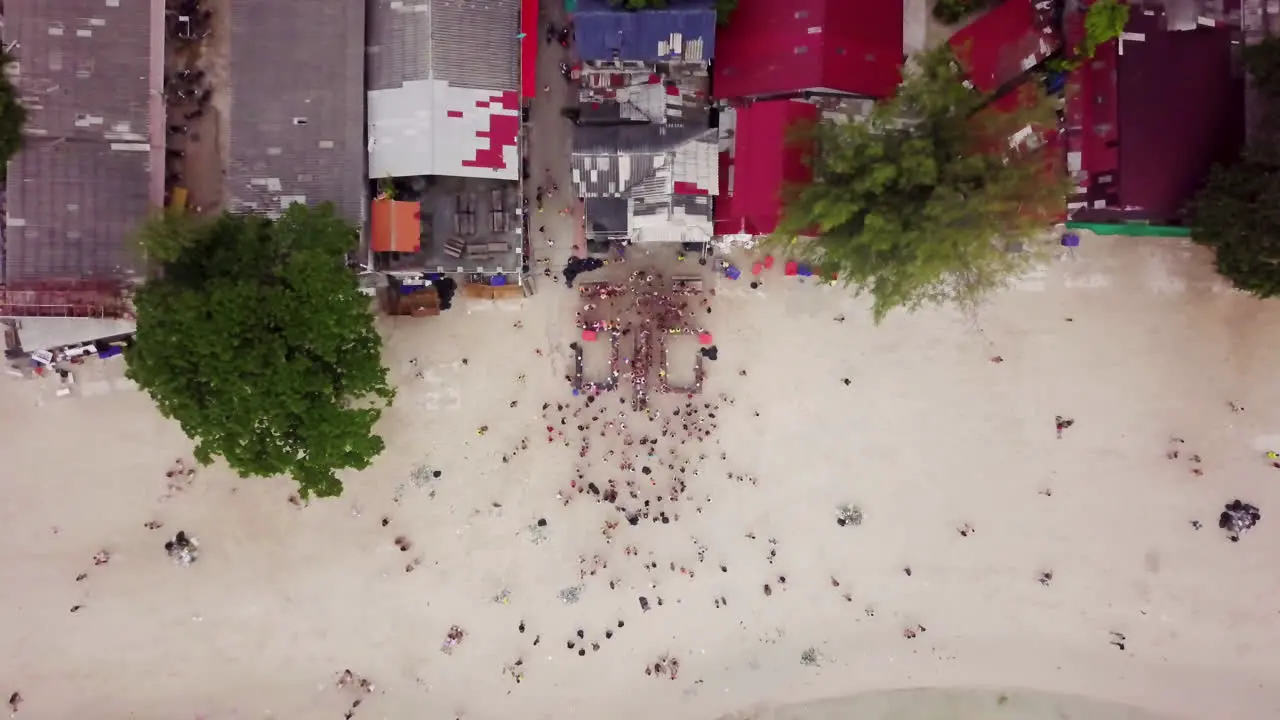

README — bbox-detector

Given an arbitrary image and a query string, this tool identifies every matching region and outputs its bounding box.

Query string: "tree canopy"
[0,51,28,169]
[126,204,395,499]
[1188,37,1280,296]
[773,46,1070,322]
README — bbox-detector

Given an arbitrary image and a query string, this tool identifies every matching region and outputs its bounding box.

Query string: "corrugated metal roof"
[713,0,903,101]
[948,0,1061,95]
[6,142,150,282]
[3,0,155,283]
[228,0,365,221]
[572,0,717,62]
[1111,11,1244,222]
[368,0,520,92]
[713,100,817,237]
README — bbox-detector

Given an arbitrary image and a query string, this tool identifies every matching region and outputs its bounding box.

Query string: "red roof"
[713,0,903,101]
[948,0,1061,94]
[520,0,538,99]
[714,100,818,236]
[973,84,1067,222]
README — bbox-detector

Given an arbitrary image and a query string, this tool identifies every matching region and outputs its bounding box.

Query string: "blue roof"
[573,0,716,63]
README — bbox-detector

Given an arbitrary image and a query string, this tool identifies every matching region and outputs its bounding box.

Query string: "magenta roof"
[1113,12,1244,221]
[713,0,903,101]
[948,0,1060,94]
[714,100,818,236]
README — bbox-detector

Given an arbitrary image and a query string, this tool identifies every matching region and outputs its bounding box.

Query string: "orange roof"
[370,198,422,253]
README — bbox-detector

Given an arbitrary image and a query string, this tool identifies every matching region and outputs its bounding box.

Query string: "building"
[947,0,1061,95]
[1,1,164,350]
[227,0,365,222]
[712,100,818,237]
[572,71,718,245]
[366,0,523,275]
[711,0,904,242]
[1065,0,1244,223]
[712,0,904,101]
[572,0,717,64]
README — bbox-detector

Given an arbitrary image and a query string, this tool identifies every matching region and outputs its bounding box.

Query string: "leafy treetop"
[0,51,28,168]
[1187,37,1280,296]
[773,45,1071,322]
[126,204,395,499]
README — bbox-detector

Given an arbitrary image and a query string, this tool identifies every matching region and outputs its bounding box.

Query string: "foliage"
[1081,0,1130,58]
[1188,161,1280,297]
[126,203,395,499]
[0,51,28,169]
[773,46,1071,322]
[1244,37,1280,95]
[714,0,738,24]
[1188,37,1280,296]
[609,0,668,8]
[933,0,984,24]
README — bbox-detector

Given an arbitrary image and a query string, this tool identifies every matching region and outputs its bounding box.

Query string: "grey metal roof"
[6,141,149,281]
[571,125,715,197]
[368,0,521,92]
[228,0,365,222]
[3,0,155,282]
[585,198,629,236]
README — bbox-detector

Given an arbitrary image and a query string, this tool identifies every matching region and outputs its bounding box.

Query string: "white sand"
[3,234,1280,720]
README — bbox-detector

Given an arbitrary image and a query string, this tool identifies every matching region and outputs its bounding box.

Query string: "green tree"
[126,203,395,499]
[714,0,738,24]
[1187,37,1280,296]
[773,46,1071,322]
[1188,161,1280,297]
[1082,0,1131,58]
[0,51,28,168]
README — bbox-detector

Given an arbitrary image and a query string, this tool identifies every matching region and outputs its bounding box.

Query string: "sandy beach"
[2,233,1280,720]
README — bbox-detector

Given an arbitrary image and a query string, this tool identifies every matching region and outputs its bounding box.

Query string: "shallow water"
[743,688,1183,720]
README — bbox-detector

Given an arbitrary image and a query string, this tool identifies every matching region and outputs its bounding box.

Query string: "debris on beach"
[799,647,822,666]
[557,584,584,605]
[1219,500,1261,542]
[527,518,550,545]
[92,550,111,566]
[645,654,680,679]
[492,588,512,605]
[163,530,199,565]
[409,464,443,497]
[835,504,863,527]
[1109,631,1126,650]
[440,625,466,654]
[1054,415,1075,439]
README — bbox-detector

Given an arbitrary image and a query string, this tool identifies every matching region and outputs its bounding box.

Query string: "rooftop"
[367,0,521,180]
[227,0,365,221]
[3,0,160,283]
[1065,6,1244,223]
[373,177,521,274]
[713,0,904,102]
[948,0,1061,95]
[572,0,716,63]
[713,100,818,237]
[1112,11,1244,222]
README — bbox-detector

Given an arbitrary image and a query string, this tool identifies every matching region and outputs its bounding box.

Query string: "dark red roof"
[714,100,818,236]
[1062,6,1120,213]
[973,84,1067,222]
[713,0,903,101]
[948,0,1061,94]
[520,0,538,99]
[1112,11,1244,222]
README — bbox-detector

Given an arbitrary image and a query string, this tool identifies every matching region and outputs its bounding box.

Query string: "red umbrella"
[583,329,598,341]
[698,332,713,345]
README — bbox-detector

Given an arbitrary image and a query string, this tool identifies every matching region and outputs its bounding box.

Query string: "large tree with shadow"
[1190,37,1280,297]
[773,46,1070,323]
[126,204,394,499]
[0,52,28,169]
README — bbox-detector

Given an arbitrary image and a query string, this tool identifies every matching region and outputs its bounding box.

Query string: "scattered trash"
[440,625,466,654]
[164,530,199,565]
[558,584,583,605]
[408,464,442,497]
[1054,415,1075,439]
[836,504,863,527]
[492,588,512,605]
[1219,500,1261,542]
[800,647,821,666]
